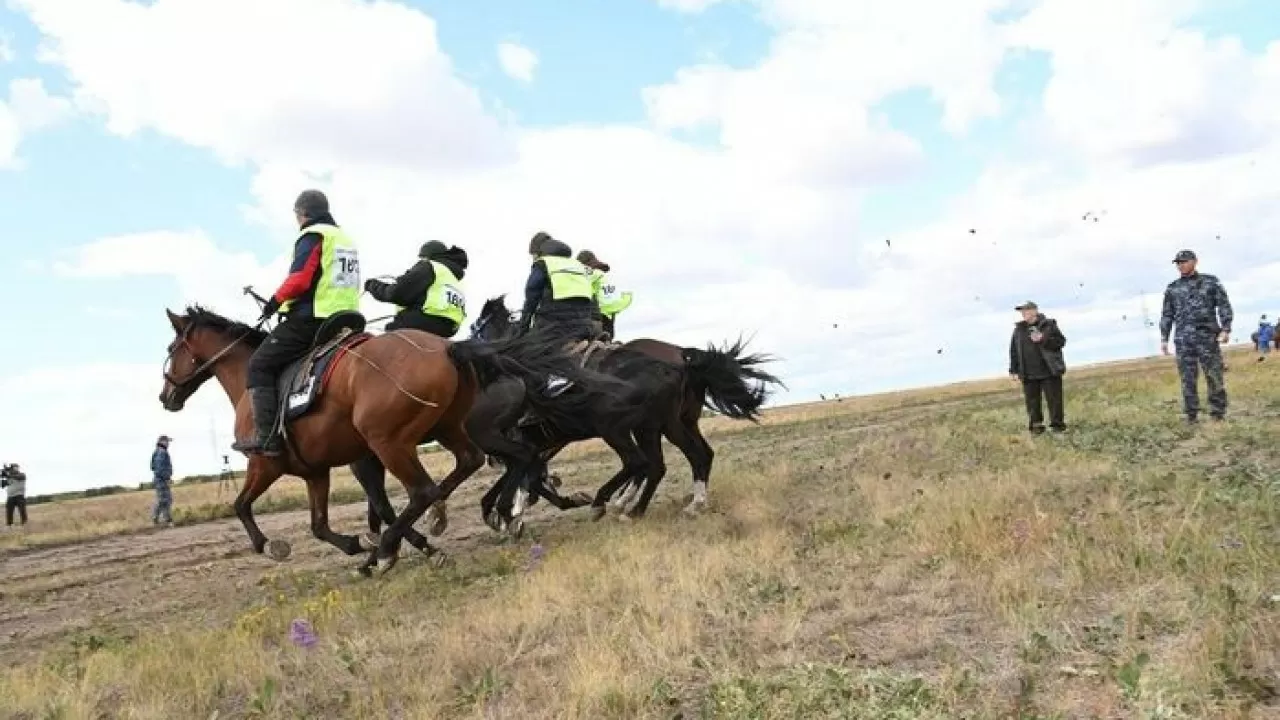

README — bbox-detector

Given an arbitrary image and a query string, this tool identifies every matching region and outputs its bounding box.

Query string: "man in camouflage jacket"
[1160,249,1233,423]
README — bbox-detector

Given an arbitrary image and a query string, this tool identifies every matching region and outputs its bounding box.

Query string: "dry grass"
[2,348,1279,719]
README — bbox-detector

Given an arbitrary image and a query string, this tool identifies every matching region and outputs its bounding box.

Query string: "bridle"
[162,322,258,392]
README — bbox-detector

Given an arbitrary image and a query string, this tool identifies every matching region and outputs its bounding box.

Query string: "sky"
[1,0,1279,495]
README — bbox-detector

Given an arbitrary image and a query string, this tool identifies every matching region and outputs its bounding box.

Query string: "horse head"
[159,306,267,411]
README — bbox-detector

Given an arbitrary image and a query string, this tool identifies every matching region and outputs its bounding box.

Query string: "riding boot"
[231,386,283,457]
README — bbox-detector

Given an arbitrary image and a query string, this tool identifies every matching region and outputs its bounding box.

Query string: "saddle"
[514,333,621,429]
[275,311,374,428]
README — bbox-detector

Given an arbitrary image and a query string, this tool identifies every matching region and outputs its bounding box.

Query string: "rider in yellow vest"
[518,231,597,342]
[364,241,469,338]
[232,189,363,457]
[576,249,632,340]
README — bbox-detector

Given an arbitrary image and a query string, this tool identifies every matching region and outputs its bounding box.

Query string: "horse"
[446,294,784,532]
[157,304,624,575]
[349,341,677,539]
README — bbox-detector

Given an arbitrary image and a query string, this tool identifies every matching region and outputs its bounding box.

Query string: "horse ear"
[166,308,186,332]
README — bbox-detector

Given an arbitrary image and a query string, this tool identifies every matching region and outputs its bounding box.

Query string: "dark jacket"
[271,212,341,320]
[519,239,594,333]
[1009,314,1067,380]
[1159,272,1233,343]
[151,446,173,490]
[366,247,469,334]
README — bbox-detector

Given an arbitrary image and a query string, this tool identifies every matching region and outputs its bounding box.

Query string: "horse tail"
[446,329,640,434]
[681,336,784,422]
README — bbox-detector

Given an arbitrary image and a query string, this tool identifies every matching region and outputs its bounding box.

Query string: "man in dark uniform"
[1160,249,1233,423]
[1008,301,1069,434]
[364,241,469,338]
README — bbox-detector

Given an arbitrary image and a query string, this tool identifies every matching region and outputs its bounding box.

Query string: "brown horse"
[158,304,618,576]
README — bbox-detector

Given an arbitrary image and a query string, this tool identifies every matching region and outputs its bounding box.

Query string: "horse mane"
[182,304,269,347]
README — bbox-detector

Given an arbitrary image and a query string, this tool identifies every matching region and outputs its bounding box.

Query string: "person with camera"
[2,463,28,527]
[1008,300,1068,434]
[151,435,175,527]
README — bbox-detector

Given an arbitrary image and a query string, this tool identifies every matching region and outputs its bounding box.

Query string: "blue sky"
[2,0,1278,492]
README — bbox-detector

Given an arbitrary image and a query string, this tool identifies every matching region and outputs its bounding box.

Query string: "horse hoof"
[509,517,525,539]
[359,532,380,551]
[265,539,292,561]
[484,511,504,533]
[570,491,593,505]
[352,565,373,579]
[590,506,606,522]
[548,474,562,488]
[428,514,448,537]
[376,556,398,576]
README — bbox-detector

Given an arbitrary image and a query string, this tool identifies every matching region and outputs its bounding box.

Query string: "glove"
[259,297,281,322]
[363,279,379,293]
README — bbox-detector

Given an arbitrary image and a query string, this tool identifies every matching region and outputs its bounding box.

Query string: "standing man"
[1254,315,1273,361]
[151,435,174,527]
[576,250,632,340]
[2,463,28,527]
[1160,249,1233,423]
[1008,301,1069,434]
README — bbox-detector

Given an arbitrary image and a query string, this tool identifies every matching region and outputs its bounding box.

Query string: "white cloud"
[0,77,73,168]
[0,36,14,63]
[13,0,515,173]
[10,0,1280,492]
[497,41,538,83]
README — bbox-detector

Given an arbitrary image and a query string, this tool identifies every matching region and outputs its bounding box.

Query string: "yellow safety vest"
[279,223,361,318]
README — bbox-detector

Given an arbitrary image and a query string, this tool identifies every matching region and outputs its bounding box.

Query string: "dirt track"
[0,463,598,666]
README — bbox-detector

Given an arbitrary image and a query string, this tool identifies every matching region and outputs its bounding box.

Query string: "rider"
[518,231,597,341]
[364,240,469,338]
[232,189,363,457]
[518,231,597,396]
[576,249,632,340]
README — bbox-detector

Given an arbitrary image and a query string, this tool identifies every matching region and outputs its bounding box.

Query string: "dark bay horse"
[158,304,619,575]
[456,295,783,529]
[349,346,672,539]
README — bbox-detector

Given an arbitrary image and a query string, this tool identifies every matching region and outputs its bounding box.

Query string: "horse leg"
[303,470,365,557]
[349,453,433,555]
[362,443,443,577]
[624,427,668,519]
[421,418,486,540]
[589,432,650,521]
[232,458,288,559]
[679,394,715,512]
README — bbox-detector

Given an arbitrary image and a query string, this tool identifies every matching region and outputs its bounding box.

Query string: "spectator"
[1255,315,1274,360]
[151,435,174,527]
[1159,249,1232,423]
[1008,301,1068,434]
[2,463,27,527]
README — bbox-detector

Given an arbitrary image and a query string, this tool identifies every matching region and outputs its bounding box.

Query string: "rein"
[163,323,262,389]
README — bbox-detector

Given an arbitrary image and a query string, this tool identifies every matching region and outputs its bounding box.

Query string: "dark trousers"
[6,495,27,525]
[246,317,324,389]
[387,313,458,338]
[1022,375,1065,431]
[601,315,616,339]
[1174,338,1227,418]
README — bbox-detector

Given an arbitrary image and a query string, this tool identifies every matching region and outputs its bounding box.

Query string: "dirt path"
[0,397,981,667]
[0,463,586,665]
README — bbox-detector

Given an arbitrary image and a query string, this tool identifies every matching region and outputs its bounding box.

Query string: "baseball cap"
[1014,301,1038,311]
[1173,249,1197,263]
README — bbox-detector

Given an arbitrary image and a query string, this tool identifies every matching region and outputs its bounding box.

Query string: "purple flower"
[530,543,545,561]
[289,618,317,648]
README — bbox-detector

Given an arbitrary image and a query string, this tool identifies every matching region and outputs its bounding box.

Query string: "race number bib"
[600,282,620,303]
[332,248,360,289]
[443,285,466,312]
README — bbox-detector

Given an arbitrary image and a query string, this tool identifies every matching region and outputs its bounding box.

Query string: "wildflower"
[289,618,318,648]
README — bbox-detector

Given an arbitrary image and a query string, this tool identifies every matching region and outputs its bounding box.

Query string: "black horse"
[460,295,784,529]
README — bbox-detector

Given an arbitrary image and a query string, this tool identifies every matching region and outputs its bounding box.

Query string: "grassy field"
[1,348,1278,718]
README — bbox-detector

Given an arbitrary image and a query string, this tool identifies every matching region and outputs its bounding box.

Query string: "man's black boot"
[232,386,283,457]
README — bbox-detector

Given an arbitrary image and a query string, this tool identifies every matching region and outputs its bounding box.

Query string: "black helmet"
[293,189,329,220]
[419,240,447,258]
[529,231,553,255]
